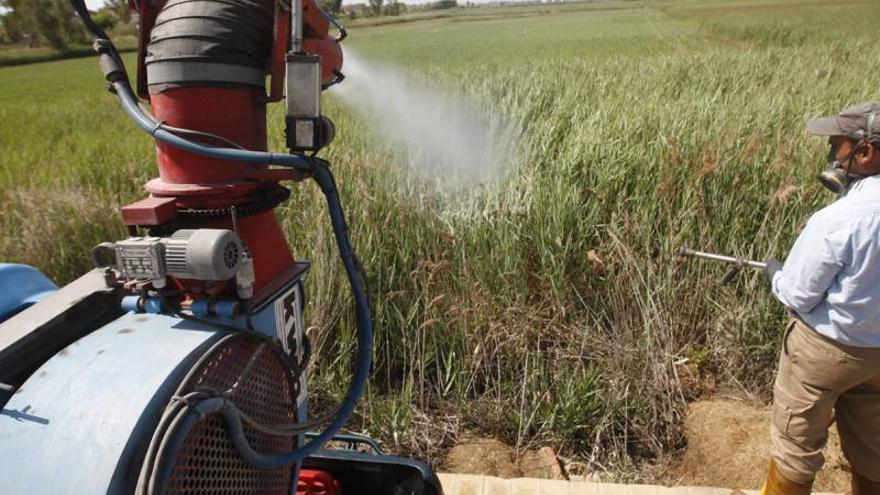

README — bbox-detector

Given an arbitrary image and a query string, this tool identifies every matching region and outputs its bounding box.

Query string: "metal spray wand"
[678,247,767,284]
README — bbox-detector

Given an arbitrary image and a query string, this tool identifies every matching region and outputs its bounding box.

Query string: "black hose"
[69,0,109,39]
[146,0,275,91]
[69,0,129,84]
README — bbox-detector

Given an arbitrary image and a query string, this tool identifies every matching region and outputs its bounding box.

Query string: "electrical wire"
[112,79,314,170]
[135,335,237,495]
[163,298,313,384]
[159,124,248,150]
[318,7,348,41]
[225,343,268,396]
[140,331,316,495]
[133,100,249,149]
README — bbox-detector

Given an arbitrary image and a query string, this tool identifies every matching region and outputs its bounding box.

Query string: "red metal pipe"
[125,0,343,299]
[150,87,268,186]
[146,86,295,294]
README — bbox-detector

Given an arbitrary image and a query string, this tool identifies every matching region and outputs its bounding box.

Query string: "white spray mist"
[332,51,518,191]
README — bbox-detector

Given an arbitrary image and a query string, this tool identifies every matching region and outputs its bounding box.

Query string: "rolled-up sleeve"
[772,218,846,314]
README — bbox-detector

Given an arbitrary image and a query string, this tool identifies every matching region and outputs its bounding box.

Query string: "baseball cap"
[806,101,880,140]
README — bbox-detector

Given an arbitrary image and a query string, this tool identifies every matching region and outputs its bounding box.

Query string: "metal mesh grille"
[165,338,298,494]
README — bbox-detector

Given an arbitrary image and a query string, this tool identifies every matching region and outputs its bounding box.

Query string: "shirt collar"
[845,175,880,197]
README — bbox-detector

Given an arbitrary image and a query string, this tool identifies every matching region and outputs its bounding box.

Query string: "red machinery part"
[136,0,343,99]
[147,86,296,294]
[297,469,342,495]
[300,0,343,84]
[149,87,268,187]
[123,0,343,297]
[305,37,344,84]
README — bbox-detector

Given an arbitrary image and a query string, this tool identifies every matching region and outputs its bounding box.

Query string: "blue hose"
[112,81,313,171]
[232,164,372,468]
[114,77,372,473]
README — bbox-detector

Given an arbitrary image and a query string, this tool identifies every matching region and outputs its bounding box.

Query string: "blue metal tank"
[0,312,222,493]
[0,265,309,495]
[0,263,57,323]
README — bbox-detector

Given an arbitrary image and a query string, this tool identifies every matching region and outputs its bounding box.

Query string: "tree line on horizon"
[322,0,457,19]
[0,0,457,51]
[0,0,130,49]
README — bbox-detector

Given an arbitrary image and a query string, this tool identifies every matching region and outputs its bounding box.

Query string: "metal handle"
[291,0,303,53]
[678,247,767,269]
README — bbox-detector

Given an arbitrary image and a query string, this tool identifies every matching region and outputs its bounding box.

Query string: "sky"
[84,0,479,7]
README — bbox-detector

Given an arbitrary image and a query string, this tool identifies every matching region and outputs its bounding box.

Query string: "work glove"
[763,259,782,283]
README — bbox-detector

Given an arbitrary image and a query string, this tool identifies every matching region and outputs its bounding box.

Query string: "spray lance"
[678,247,780,285]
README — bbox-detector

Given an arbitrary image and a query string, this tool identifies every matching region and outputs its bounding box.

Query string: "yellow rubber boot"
[758,460,812,495]
[853,472,880,495]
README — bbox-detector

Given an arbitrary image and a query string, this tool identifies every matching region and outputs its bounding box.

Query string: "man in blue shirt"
[762,102,880,495]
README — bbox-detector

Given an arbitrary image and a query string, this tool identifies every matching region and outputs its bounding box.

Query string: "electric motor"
[162,229,242,281]
[94,229,243,288]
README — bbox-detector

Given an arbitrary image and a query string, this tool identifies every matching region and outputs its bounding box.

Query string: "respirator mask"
[818,141,862,195]
[817,112,879,195]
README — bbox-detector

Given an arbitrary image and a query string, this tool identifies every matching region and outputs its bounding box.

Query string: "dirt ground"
[443,399,851,492]
[659,398,850,492]
[443,435,565,480]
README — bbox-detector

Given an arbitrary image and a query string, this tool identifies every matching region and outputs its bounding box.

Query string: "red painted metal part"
[301,0,343,84]
[120,196,177,226]
[124,0,343,297]
[145,86,296,293]
[296,469,342,495]
[149,87,268,190]
[269,3,292,102]
[305,37,344,84]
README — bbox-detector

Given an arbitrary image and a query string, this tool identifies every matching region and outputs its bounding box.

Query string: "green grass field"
[2,0,880,479]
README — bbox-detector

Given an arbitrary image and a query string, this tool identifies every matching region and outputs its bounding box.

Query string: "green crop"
[2,0,879,479]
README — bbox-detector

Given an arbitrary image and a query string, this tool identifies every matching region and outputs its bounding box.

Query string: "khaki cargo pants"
[771,318,880,483]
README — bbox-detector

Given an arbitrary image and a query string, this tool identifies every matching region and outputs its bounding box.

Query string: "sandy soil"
[443,435,566,480]
[660,398,850,492]
[444,436,522,478]
[443,399,852,492]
